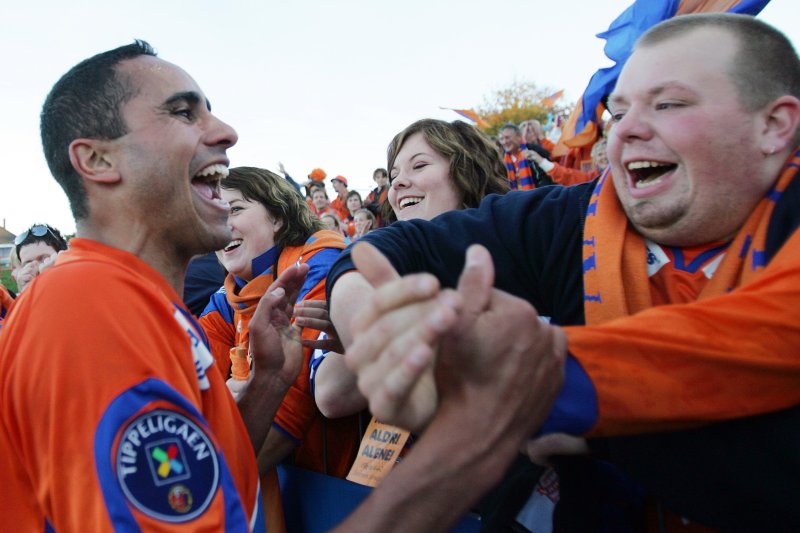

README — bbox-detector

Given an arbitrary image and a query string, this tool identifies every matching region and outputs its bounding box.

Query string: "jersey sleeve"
[562,226,800,436]
[199,288,236,378]
[547,162,594,186]
[0,260,256,531]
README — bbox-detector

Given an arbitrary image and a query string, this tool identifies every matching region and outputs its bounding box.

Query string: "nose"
[612,106,653,143]
[391,173,408,190]
[206,114,239,148]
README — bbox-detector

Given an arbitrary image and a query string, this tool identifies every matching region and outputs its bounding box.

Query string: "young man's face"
[14,241,59,291]
[312,189,328,209]
[18,241,58,268]
[108,56,238,257]
[374,171,389,189]
[346,195,362,214]
[607,27,773,246]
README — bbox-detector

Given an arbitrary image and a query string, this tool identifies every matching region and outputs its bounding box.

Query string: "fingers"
[352,242,400,287]
[294,299,327,312]
[248,286,304,387]
[354,312,447,431]
[347,291,459,380]
[247,287,289,372]
[267,263,310,306]
[293,315,332,331]
[293,300,331,326]
[251,287,287,332]
[300,337,341,351]
[293,299,343,351]
[522,433,590,467]
[368,351,436,426]
[350,273,441,334]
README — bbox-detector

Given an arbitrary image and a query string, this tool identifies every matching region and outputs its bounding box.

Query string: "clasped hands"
[342,242,568,454]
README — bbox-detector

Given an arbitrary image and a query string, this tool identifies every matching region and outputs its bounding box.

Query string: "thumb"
[456,245,494,317]
[352,242,400,288]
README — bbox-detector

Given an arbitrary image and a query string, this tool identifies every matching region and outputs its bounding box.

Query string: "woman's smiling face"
[388,132,459,221]
[218,188,282,280]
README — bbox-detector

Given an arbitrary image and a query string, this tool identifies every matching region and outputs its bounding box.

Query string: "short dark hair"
[385,119,509,223]
[638,14,800,112]
[373,168,388,179]
[40,40,156,220]
[15,224,68,261]
[499,123,521,136]
[223,167,324,248]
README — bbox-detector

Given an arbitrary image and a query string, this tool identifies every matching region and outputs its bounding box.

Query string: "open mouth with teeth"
[399,197,423,210]
[224,239,243,253]
[193,163,229,200]
[627,161,677,189]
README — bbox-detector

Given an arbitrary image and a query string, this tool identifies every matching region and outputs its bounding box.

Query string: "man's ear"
[759,95,800,156]
[68,138,121,184]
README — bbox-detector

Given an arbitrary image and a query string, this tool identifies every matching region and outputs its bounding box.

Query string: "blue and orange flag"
[541,89,564,108]
[565,0,771,148]
[439,107,490,129]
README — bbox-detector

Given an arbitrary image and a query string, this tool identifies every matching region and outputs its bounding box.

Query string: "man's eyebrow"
[608,92,627,108]
[162,91,212,111]
[609,82,694,107]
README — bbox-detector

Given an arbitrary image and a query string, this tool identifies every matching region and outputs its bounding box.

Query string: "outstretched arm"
[335,244,566,531]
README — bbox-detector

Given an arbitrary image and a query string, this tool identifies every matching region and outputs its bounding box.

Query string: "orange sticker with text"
[346,417,410,487]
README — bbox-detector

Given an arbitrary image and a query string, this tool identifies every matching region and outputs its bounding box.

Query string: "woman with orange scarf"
[198,166,359,532]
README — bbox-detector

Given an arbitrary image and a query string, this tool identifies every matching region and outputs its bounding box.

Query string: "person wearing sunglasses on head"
[13,223,68,293]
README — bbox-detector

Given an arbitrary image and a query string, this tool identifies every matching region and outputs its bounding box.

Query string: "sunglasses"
[14,224,58,246]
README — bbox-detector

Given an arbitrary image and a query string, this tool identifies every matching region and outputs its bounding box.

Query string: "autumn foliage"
[475,80,574,137]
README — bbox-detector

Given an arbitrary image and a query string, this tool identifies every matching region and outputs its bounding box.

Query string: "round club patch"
[168,484,193,514]
[115,409,219,523]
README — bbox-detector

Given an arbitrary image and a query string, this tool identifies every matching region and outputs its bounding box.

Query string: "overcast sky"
[2,0,797,235]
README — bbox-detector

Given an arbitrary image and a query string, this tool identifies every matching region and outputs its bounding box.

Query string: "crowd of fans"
[0,108,610,530]
[2,12,800,533]
[0,110,591,528]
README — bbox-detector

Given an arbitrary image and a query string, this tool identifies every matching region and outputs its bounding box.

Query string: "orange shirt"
[547,164,598,186]
[330,195,350,222]
[0,238,264,531]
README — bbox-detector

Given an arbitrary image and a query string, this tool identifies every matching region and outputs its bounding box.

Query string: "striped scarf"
[504,143,535,190]
[582,149,800,325]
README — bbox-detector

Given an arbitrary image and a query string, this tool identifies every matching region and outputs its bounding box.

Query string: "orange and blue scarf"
[504,143,535,191]
[582,150,800,325]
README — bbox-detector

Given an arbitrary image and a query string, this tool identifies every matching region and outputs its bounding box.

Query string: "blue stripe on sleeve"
[539,354,598,435]
[298,248,342,302]
[94,378,249,531]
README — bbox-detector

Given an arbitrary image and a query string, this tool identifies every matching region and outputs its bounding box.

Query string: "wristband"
[539,159,555,172]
